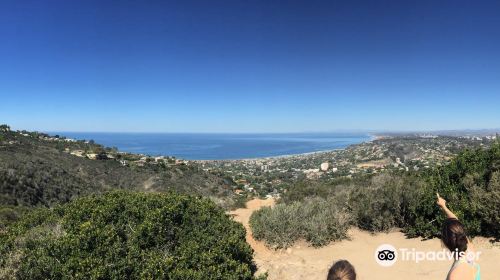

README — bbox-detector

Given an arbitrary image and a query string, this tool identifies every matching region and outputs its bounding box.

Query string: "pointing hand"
[436,192,447,208]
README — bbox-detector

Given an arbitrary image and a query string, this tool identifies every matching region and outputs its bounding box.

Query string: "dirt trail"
[230,199,500,280]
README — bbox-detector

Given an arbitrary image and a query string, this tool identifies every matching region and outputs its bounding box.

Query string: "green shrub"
[279,177,357,204]
[250,142,500,247]
[405,143,500,238]
[231,195,249,210]
[474,170,500,235]
[250,197,351,248]
[301,197,352,247]
[250,202,302,249]
[349,173,423,232]
[0,191,261,280]
[0,206,31,230]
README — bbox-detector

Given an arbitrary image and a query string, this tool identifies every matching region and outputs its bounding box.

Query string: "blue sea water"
[59,132,371,160]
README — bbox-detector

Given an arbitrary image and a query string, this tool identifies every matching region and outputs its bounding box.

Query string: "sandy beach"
[230,199,500,280]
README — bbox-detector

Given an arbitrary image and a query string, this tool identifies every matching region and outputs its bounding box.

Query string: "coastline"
[195,133,379,162]
[59,131,378,162]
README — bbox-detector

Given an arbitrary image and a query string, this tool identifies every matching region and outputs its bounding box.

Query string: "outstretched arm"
[436,193,458,220]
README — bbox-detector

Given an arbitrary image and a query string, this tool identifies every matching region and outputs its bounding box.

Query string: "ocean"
[59,132,372,160]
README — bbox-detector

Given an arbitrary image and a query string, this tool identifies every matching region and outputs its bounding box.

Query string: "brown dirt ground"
[230,199,500,280]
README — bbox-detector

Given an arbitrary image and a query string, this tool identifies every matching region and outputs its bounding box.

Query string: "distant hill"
[0,125,237,228]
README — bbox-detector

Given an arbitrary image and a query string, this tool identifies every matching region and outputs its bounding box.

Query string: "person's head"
[441,218,468,256]
[327,260,356,280]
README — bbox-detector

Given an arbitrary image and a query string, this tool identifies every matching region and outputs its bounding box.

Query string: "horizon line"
[5,124,500,135]
[37,128,500,135]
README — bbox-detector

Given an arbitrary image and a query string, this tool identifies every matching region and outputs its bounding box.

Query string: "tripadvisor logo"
[375,244,397,267]
[374,243,482,267]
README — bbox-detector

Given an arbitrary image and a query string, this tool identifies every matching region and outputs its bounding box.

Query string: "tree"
[0,125,10,132]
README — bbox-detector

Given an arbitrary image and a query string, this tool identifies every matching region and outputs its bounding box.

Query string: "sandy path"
[230,199,500,280]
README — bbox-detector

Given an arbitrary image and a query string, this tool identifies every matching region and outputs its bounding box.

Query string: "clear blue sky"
[1,0,499,132]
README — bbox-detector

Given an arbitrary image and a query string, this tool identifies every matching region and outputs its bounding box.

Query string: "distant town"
[199,133,498,199]
[2,124,497,201]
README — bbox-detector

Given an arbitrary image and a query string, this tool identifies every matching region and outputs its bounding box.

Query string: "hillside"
[201,134,495,199]
[250,142,500,248]
[0,125,237,228]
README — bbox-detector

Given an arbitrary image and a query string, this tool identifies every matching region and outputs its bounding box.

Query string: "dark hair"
[441,218,468,257]
[327,260,356,280]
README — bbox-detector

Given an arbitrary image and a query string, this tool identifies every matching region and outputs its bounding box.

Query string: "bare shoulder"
[448,262,474,280]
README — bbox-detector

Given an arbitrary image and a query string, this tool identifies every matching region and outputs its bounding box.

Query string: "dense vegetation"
[0,191,264,280]
[250,197,352,248]
[407,142,500,237]
[0,127,237,229]
[250,142,500,248]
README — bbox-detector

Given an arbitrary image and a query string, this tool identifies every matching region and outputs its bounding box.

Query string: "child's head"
[327,260,356,280]
[441,218,468,255]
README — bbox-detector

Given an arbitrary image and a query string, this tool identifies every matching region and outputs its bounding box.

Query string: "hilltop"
[0,125,238,228]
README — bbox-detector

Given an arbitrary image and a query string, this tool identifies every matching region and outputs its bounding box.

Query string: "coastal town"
[0,125,188,168]
[199,134,498,198]
[1,124,498,201]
